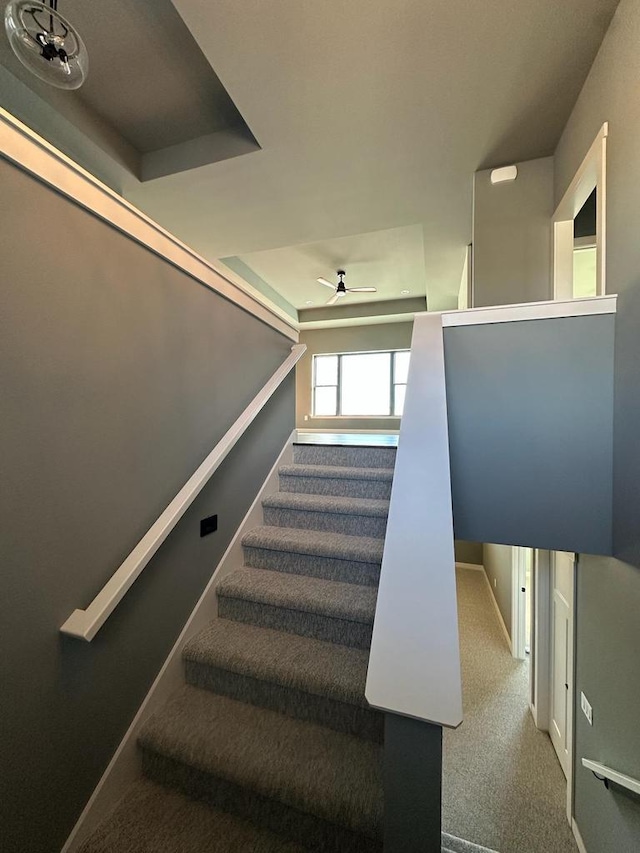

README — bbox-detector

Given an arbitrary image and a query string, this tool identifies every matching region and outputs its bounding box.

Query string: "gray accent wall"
[573,556,640,853]
[0,158,294,853]
[473,156,554,307]
[444,315,615,555]
[296,322,413,431]
[569,278,640,853]
[553,4,640,849]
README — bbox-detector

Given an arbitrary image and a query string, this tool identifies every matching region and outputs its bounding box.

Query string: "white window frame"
[312,349,409,418]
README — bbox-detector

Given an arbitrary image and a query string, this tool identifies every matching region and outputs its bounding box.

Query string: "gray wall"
[473,156,554,307]
[483,544,513,637]
[553,5,640,848]
[0,159,294,853]
[470,154,554,645]
[296,322,413,431]
[454,540,483,566]
[573,556,640,852]
[568,269,640,853]
[0,65,139,193]
[554,0,640,301]
[444,315,615,556]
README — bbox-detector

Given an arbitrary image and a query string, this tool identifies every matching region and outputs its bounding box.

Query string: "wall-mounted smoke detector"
[490,165,518,185]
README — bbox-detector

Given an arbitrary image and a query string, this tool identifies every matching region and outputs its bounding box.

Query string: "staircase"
[78,441,495,853]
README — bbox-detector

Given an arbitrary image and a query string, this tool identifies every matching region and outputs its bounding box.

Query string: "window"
[313,350,410,417]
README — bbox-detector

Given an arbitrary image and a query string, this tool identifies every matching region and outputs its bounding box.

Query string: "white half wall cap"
[490,165,518,184]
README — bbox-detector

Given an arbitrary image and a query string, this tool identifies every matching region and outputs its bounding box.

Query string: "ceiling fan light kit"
[316,270,377,306]
[5,0,88,89]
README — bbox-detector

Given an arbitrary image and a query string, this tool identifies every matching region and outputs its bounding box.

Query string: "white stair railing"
[60,344,306,642]
[365,312,463,727]
[582,758,640,796]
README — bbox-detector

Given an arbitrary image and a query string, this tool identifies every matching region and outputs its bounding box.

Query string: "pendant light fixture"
[4,0,88,89]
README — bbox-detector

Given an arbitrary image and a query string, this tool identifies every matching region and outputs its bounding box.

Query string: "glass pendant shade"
[4,0,88,89]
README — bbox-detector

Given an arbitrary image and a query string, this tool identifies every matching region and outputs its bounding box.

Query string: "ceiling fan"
[316,270,377,305]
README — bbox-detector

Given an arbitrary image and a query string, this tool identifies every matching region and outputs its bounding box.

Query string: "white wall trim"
[455,561,485,572]
[572,819,588,853]
[439,294,616,328]
[0,107,298,342]
[511,547,530,661]
[531,549,551,732]
[553,123,608,300]
[567,553,578,824]
[60,431,295,853]
[480,567,512,653]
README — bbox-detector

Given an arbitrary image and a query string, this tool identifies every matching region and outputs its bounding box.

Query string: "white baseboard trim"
[572,818,588,853]
[480,567,512,653]
[455,561,485,572]
[60,431,296,853]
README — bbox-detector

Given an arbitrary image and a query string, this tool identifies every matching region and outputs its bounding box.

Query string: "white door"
[549,551,574,778]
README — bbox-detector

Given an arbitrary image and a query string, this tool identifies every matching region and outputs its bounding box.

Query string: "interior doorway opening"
[451,550,577,851]
[552,123,607,301]
[573,189,597,298]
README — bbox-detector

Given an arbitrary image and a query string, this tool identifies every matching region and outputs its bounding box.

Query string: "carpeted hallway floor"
[443,568,577,853]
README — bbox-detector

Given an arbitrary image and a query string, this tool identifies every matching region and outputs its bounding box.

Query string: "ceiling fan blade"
[346,287,377,293]
[317,277,336,289]
[326,292,341,305]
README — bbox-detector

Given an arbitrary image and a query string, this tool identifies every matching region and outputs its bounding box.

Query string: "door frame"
[458,244,473,309]
[530,549,577,824]
[511,546,531,660]
[552,122,608,300]
[530,549,551,730]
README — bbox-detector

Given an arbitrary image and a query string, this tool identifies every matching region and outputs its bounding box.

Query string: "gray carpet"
[79,442,498,853]
[78,779,309,853]
[443,568,578,853]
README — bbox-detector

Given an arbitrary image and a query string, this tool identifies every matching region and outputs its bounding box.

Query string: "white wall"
[473,157,554,307]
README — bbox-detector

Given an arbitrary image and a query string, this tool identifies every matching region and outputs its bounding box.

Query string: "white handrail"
[60,344,306,641]
[582,759,640,796]
[365,313,463,727]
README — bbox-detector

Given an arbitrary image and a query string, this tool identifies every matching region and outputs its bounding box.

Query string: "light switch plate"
[581,691,593,725]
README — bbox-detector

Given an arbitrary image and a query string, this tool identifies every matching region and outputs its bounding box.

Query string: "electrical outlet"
[581,691,593,725]
[200,514,218,538]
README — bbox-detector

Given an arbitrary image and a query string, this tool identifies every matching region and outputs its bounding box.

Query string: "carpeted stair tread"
[243,526,384,564]
[279,464,394,482]
[279,464,394,499]
[262,493,390,517]
[183,619,372,708]
[78,777,308,853]
[217,569,377,625]
[292,444,396,469]
[138,686,383,838]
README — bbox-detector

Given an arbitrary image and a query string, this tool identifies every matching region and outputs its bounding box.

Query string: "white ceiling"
[227,225,426,310]
[120,0,618,312]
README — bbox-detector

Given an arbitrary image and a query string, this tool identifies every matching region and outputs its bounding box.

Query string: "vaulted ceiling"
[1,0,619,319]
